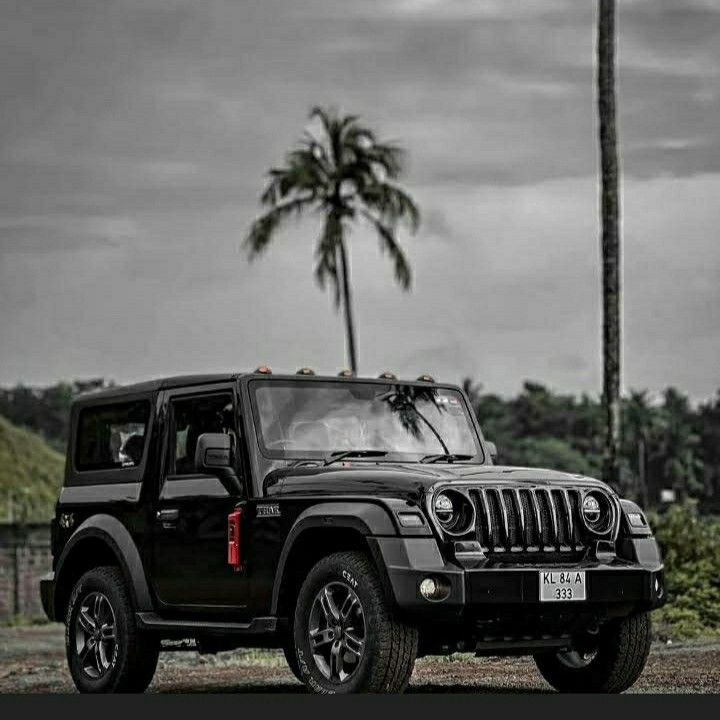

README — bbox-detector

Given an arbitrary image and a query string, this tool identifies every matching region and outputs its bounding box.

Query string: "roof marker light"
[255,365,272,374]
[416,374,435,382]
[378,372,397,380]
[296,367,315,375]
[337,369,354,377]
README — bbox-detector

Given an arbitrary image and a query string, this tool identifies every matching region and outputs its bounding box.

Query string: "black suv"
[40,370,665,694]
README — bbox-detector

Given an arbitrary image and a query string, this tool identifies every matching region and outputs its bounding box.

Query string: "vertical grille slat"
[530,489,544,549]
[502,489,519,548]
[520,490,537,547]
[494,489,510,548]
[560,489,574,548]
[481,489,494,548]
[513,489,526,547]
[545,488,559,548]
[568,490,583,546]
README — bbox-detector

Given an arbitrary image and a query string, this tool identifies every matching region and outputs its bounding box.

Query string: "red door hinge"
[227,507,243,572]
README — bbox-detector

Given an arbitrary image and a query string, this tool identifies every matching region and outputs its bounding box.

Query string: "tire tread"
[534,612,652,693]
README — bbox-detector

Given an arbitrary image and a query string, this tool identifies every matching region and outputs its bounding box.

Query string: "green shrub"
[647,501,720,640]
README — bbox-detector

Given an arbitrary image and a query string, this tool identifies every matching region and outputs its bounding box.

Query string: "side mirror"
[194,433,243,495]
[485,441,498,461]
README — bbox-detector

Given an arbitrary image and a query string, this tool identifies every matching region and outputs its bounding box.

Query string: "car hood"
[264,462,613,503]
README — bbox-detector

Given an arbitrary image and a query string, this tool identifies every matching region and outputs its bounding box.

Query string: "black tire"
[65,566,160,693]
[282,635,303,682]
[534,612,652,693]
[292,551,418,694]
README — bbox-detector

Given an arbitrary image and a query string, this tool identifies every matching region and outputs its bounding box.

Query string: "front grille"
[465,486,591,555]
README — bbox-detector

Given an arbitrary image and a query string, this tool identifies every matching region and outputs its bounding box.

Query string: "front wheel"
[292,551,418,693]
[534,612,652,693]
[65,566,159,693]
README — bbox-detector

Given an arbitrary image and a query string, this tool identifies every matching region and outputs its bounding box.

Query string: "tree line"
[463,380,720,513]
[1,378,718,513]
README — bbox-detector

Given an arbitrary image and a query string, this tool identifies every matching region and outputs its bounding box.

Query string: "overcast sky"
[1,0,718,400]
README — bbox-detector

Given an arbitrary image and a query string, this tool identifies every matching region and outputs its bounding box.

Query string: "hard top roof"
[74,371,453,403]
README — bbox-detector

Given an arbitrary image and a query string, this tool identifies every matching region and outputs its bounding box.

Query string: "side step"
[136,612,278,638]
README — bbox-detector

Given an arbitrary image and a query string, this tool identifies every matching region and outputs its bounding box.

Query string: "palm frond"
[244,196,313,258]
[260,146,331,206]
[359,182,420,233]
[361,210,412,290]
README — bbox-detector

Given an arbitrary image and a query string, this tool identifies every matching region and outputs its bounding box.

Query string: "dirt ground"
[1,623,719,693]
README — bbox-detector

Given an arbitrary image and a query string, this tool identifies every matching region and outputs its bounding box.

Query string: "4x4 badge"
[257,504,281,518]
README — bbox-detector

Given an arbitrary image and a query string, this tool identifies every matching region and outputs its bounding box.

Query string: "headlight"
[581,490,614,535]
[434,493,454,524]
[432,490,475,536]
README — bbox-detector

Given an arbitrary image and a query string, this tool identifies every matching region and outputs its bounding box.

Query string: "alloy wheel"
[308,581,366,683]
[74,591,117,679]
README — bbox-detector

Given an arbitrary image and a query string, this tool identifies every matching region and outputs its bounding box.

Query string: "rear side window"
[75,401,151,471]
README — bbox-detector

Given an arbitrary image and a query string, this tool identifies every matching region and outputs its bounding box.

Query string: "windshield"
[250,380,482,462]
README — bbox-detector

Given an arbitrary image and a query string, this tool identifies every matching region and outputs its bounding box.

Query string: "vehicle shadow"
[157,683,550,694]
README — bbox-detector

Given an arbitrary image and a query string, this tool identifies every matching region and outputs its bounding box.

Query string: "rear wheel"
[534,612,652,693]
[65,566,159,693]
[292,551,418,693]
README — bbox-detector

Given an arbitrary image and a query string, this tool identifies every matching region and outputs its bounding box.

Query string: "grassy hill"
[0,415,64,522]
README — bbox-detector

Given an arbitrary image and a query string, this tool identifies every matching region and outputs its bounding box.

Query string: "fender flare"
[270,501,396,615]
[54,514,154,616]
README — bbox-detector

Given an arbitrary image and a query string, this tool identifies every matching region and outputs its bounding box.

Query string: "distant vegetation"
[0,415,64,522]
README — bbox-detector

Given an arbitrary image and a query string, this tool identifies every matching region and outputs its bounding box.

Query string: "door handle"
[156,508,180,526]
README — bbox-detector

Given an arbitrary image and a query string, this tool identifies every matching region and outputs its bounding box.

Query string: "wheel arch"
[54,514,153,620]
[271,502,396,619]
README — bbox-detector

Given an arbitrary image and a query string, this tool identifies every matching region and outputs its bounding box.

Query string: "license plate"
[539,570,587,602]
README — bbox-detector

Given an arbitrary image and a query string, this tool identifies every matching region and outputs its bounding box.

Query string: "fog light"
[419,576,450,602]
[419,577,439,599]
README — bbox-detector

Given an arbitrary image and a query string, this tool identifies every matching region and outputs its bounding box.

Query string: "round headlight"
[432,490,475,536]
[434,493,454,524]
[581,490,614,534]
[582,495,601,523]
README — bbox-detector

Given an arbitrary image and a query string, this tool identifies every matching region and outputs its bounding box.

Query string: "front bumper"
[368,537,665,619]
[39,572,56,621]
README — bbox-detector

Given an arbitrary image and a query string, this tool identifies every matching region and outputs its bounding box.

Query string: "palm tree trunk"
[338,239,358,374]
[598,0,621,488]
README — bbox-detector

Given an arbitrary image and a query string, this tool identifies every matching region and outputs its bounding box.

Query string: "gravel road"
[1,624,719,693]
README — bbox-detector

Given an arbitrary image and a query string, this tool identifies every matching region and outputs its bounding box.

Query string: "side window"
[169,393,236,476]
[76,401,150,471]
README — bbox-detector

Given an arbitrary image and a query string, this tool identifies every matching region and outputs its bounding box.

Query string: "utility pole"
[598,0,622,489]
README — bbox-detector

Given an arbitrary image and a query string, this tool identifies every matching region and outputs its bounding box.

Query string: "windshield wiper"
[420,453,473,464]
[324,450,388,466]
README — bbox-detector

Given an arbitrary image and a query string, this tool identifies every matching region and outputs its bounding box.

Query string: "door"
[151,386,250,612]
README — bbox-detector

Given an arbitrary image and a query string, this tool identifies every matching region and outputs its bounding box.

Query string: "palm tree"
[245,106,420,374]
[597,0,622,488]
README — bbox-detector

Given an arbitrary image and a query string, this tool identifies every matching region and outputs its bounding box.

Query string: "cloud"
[0,0,719,400]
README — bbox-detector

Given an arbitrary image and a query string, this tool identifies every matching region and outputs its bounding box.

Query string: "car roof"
[75,372,458,403]
[75,374,243,401]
